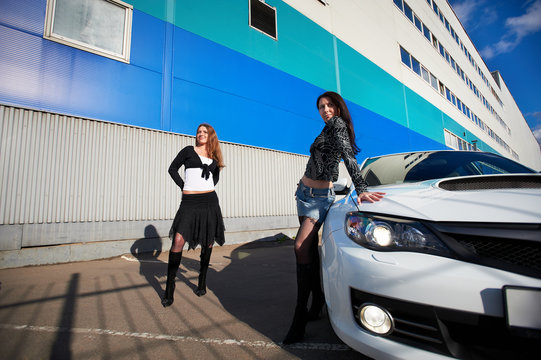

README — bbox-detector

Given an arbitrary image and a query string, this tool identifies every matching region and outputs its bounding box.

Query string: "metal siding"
[0,105,305,225]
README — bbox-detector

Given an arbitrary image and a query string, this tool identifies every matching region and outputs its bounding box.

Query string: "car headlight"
[345,212,450,256]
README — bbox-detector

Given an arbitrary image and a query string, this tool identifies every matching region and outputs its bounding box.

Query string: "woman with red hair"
[162,123,225,307]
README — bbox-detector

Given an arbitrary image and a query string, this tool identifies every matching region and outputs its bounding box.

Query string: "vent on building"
[249,0,277,40]
[491,70,502,90]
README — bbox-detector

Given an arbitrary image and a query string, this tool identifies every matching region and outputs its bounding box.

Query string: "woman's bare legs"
[171,232,186,252]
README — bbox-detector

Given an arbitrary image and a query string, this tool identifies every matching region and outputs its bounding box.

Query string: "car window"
[360,152,535,185]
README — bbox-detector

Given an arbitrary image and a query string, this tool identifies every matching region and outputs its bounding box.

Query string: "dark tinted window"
[360,152,535,186]
[414,15,423,31]
[411,56,421,75]
[250,0,276,39]
[400,46,411,67]
[404,2,413,22]
[423,25,431,40]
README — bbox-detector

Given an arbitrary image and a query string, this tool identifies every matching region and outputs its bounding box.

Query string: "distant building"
[1,0,539,267]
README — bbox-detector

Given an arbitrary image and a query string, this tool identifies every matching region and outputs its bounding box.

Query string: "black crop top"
[304,116,368,194]
[168,146,220,190]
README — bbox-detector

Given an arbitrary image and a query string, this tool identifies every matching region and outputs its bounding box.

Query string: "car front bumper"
[321,226,541,359]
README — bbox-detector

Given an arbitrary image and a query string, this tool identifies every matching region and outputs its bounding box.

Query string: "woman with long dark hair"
[283,91,385,343]
[162,123,225,307]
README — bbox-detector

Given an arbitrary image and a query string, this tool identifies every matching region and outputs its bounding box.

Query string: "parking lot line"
[0,323,350,352]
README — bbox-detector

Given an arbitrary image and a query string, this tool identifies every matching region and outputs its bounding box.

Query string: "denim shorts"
[295,181,336,224]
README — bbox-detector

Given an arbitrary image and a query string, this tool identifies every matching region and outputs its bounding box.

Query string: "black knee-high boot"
[283,263,313,344]
[162,251,182,307]
[307,252,325,321]
[195,247,213,297]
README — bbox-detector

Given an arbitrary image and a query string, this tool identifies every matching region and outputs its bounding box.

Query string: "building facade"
[1,0,539,268]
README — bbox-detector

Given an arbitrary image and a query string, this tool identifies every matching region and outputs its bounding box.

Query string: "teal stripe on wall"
[125,0,496,154]
[404,87,445,143]
[337,38,409,129]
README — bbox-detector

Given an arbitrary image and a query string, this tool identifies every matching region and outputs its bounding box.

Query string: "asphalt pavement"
[0,238,372,360]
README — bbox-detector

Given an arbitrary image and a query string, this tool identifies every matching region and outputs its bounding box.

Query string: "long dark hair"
[316,91,360,154]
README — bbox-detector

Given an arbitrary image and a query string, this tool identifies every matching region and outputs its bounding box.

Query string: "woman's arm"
[333,119,385,204]
[212,163,220,186]
[333,119,368,194]
[168,147,190,190]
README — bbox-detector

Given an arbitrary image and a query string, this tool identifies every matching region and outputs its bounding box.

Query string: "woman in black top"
[283,91,385,343]
[162,123,225,307]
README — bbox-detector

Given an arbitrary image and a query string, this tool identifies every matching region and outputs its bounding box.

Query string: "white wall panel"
[0,105,307,225]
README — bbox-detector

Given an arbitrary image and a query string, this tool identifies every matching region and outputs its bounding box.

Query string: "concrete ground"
[0,239,372,360]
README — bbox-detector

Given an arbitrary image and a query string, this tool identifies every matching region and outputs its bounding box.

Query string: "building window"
[432,2,438,14]
[423,25,431,41]
[421,66,430,83]
[249,0,277,40]
[445,87,451,102]
[430,73,438,89]
[411,56,421,75]
[44,0,133,63]
[404,2,414,22]
[400,46,411,67]
[393,0,404,11]
[414,15,423,32]
[444,129,473,151]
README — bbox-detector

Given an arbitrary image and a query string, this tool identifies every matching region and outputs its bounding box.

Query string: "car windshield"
[360,151,536,186]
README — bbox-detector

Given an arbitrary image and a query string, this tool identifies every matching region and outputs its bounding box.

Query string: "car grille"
[350,288,540,359]
[428,222,541,279]
[438,175,541,191]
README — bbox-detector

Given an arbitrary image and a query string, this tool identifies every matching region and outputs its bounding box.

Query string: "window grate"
[249,0,277,40]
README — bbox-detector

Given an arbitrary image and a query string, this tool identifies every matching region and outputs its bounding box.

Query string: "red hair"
[197,123,225,168]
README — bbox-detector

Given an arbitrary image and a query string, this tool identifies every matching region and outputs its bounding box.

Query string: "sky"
[447,0,541,147]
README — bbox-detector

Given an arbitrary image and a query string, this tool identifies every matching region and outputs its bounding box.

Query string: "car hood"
[353,174,541,223]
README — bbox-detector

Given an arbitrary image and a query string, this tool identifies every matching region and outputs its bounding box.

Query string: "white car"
[321,150,541,359]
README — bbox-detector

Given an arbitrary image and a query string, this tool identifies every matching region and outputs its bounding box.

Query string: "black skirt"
[169,191,225,250]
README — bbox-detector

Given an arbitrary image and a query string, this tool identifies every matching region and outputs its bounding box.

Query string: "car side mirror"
[333,178,350,195]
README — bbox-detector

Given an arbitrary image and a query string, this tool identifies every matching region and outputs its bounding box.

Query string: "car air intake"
[438,175,541,191]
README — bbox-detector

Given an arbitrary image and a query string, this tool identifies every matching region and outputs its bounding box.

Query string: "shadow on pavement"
[207,236,370,359]
[130,225,203,300]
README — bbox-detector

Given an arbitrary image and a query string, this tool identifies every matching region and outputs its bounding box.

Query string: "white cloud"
[451,0,497,30]
[452,0,482,27]
[481,0,541,59]
[526,111,541,145]
[534,128,541,144]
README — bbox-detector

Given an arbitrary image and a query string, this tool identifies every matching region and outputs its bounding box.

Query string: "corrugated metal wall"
[0,104,307,225]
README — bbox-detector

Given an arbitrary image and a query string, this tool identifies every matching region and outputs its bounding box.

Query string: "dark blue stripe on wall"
[347,101,446,160]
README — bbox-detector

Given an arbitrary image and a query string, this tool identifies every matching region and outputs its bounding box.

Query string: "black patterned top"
[304,116,368,194]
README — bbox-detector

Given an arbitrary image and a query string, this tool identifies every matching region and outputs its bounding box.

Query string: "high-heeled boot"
[161,251,182,307]
[307,253,325,321]
[283,263,313,344]
[194,246,213,297]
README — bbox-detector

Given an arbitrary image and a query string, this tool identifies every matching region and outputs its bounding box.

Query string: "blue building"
[1,0,539,267]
